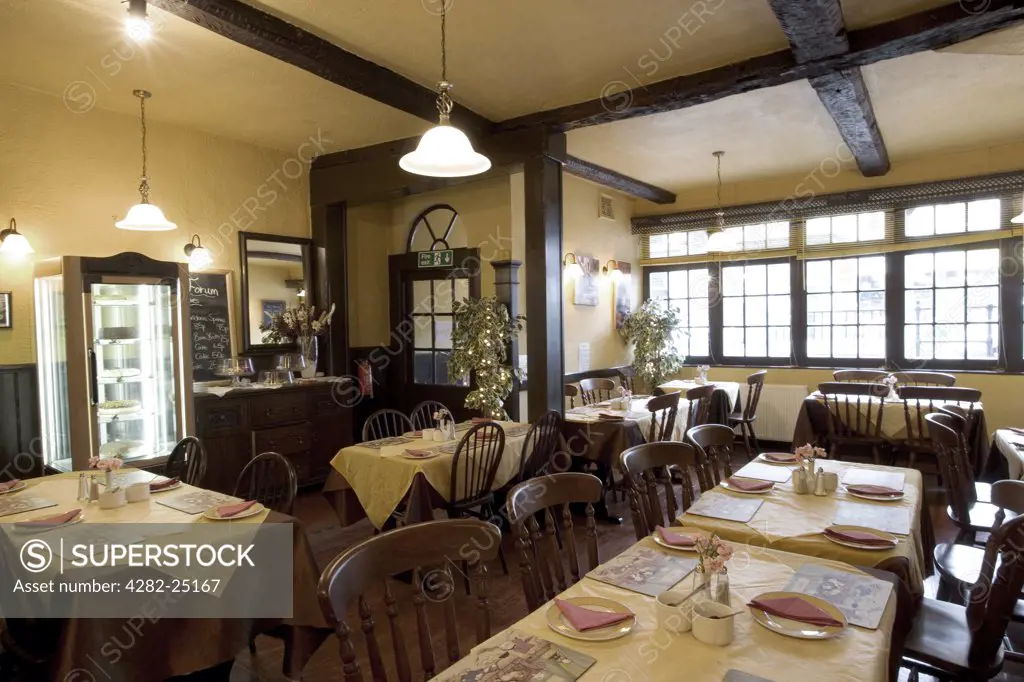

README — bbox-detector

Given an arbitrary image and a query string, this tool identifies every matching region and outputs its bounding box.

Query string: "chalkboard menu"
[188,271,234,381]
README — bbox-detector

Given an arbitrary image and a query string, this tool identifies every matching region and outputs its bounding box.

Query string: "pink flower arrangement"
[794,443,826,462]
[88,456,123,472]
[694,534,734,574]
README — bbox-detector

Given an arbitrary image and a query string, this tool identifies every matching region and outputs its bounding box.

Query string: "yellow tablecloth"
[330,422,528,528]
[471,538,894,682]
[678,460,925,595]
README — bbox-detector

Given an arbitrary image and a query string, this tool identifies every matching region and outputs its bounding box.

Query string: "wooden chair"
[817,381,888,464]
[507,472,603,612]
[579,377,616,405]
[409,400,450,431]
[621,442,708,541]
[936,404,991,504]
[564,384,579,409]
[926,413,999,547]
[891,371,956,387]
[317,519,501,682]
[684,384,715,429]
[833,369,887,383]
[165,436,207,486]
[902,511,1024,681]
[616,367,636,394]
[362,408,415,441]
[518,410,568,482]
[644,391,680,442]
[234,452,298,514]
[898,386,982,472]
[686,424,736,488]
[728,370,766,461]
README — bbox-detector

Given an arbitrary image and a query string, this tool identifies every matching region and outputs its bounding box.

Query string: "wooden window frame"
[642,262,712,364]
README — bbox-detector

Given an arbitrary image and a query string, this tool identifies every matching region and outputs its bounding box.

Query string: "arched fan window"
[406,204,462,253]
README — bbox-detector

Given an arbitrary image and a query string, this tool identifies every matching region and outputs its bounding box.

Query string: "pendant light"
[399,7,491,178]
[116,90,177,231]
[0,218,34,257]
[706,151,738,253]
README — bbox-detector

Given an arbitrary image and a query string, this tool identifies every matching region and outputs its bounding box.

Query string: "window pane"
[413,280,432,311]
[689,230,709,255]
[669,270,687,298]
[805,261,831,293]
[906,205,934,236]
[859,257,886,290]
[807,326,830,358]
[968,199,1000,232]
[935,324,966,359]
[967,286,999,322]
[935,250,966,287]
[434,352,453,385]
[905,253,934,288]
[767,295,790,325]
[935,288,965,323]
[831,214,857,243]
[649,234,668,258]
[806,256,884,360]
[833,293,857,324]
[906,290,933,323]
[724,297,744,325]
[668,232,687,257]
[650,266,710,359]
[434,317,453,349]
[860,325,885,359]
[722,267,744,296]
[690,269,710,298]
[723,327,744,356]
[859,292,885,324]
[859,212,885,241]
[768,328,790,357]
[746,296,767,326]
[832,259,857,292]
[690,298,709,327]
[767,263,790,294]
[833,326,858,358]
[967,323,998,359]
[967,248,999,286]
[807,294,831,326]
[746,265,767,296]
[690,328,709,356]
[935,203,966,235]
[766,222,790,248]
[746,327,767,357]
[434,279,453,313]
[806,217,830,246]
[453,279,469,304]
[649,272,668,300]
[414,315,433,349]
[413,351,433,384]
[744,224,764,250]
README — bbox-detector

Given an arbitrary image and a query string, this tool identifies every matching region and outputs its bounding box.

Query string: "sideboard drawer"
[198,401,247,435]
[252,422,312,456]
[251,391,308,426]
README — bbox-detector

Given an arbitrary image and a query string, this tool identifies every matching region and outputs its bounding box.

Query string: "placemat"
[588,545,698,597]
[731,462,793,484]
[361,436,416,449]
[436,629,595,681]
[841,469,905,491]
[155,490,239,515]
[0,495,58,519]
[687,493,764,523]
[784,563,893,630]
[833,501,911,536]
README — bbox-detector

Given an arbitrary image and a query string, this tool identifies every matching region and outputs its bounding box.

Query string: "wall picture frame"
[0,291,11,329]
[573,255,599,306]
[614,262,632,329]
[261,299,287,328]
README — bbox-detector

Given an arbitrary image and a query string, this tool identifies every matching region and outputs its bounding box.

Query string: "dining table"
[676,457,932,598]
[0,470,329,682]
[657,379,741,425]
[322,420,531,529]
[444,535,911,682]
[991,428,1024,480]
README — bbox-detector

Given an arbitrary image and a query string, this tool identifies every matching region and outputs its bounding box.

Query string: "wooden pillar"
[524,152,564,420]
[491,259,522,422]
[311,201,350,377]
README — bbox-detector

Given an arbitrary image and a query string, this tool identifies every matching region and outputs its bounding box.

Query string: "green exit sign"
[417,250,454,268]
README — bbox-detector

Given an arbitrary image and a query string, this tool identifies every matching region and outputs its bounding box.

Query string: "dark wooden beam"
[563,156,676,205]
[765,0,889,176]
[148,0,493,137]
[310,202,349,377]
[496,0,1024,133]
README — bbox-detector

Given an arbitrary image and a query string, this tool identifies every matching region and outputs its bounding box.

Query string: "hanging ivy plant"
[449,296,526,420]
[619,299,684,389]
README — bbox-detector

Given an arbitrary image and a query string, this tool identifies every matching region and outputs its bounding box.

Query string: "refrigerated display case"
[34,252,193,470]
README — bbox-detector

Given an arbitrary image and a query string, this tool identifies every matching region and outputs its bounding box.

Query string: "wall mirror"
[239,232,314,353]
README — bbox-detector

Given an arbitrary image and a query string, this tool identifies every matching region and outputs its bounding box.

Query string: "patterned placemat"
[434,629,595,681]
[731,462,793,484]
[0,495,58,519]
[155,490,239,515]
[686,493,764,524]
[833,501,911,536]
[784,563,894,630]
[361,436,416,449]
[587,545,697,597]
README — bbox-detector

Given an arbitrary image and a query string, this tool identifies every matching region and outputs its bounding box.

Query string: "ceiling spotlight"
[183,234,212,270]
[126,0,152,42]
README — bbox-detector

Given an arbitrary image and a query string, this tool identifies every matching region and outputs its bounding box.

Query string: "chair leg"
[871,445,880,465]
[497,543,509,575]
[749,423,761,459]
[739,422,753,461]
[936,575,953,603]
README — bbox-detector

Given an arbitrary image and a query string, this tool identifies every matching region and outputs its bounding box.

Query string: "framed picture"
[614,262,632,329]
[261,299,286,327]
[573,255,599,306]
[0,292,10,329]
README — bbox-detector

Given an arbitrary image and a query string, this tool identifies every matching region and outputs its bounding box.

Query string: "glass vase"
[298,336,318,379]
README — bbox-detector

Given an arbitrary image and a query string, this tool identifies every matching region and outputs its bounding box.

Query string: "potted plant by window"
[619,299,685,391]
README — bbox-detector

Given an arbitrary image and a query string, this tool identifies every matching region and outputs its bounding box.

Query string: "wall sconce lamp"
[183,234,213,270]
[563,252,583,279]
[0,218,35,257]
[602,259,623,280]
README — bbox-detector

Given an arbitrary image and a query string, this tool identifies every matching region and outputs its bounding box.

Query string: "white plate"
[149,480,182,493]
[844,487,905,503]
[758,453,800,466]
[202,502,265,521]
[0,481,27,495]
[651,531,699,553]
[545,597,635,641]
[398,452,440,461]
[749,591,847,640]
[720,478,775,495]
[822,524,898,551]
[13,510,85,534]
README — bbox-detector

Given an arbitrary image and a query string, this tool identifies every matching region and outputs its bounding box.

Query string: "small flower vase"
[298,336,318,379]
[792,467,810,494]
[104,470,114,489]
[443,419,456,441]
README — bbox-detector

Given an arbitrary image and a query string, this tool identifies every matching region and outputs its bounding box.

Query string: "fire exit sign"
[417,250,454,268]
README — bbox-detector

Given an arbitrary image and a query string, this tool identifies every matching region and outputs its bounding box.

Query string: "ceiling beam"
[148,0,494,138]
[766,0,889,176]
[496,0,1024,133]
[563,156,676,205]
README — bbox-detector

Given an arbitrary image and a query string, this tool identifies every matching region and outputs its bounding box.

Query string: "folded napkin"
[762,452,798,463]
[823,527,896,547]
[149,477,179,491]
[748,596,843,627]
[554,599,634,631]
[726,477,774,492]
[845,484,902,497]
[216,500,258,518]
[411,430,423,437]
[597,413,625,422]
[403,449,436,459]
[0,479,21,492]
[16,508,81,528]
[656,525,697,547]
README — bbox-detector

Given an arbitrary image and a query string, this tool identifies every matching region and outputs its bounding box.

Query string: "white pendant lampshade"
[0,218,34,257]
[117,90,176,232]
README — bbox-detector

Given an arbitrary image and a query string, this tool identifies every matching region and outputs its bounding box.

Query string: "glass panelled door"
[87,281,180,461]
[411,277,470,386]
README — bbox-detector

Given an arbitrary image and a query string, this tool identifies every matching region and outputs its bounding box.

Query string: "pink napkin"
[16,508,81,528]
[845,484,902,498]
[554,599,634,631]
[597,412,625,422]
[403,449,436,459]
[216,500,257,518]
[726,477,773,491]
[149,477,179,491]
[0,479,21,492]
[748,596,843,627]
[823,527,896,547]
[412,430,423,437]
[656,526,697,547]
[763,452,797,463]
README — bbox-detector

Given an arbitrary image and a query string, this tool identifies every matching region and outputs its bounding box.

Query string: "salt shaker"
[792,467,808,494]
[89,476,100,503]
[714,568,730,605]
[814,467,827,496]
[77,473,90,501]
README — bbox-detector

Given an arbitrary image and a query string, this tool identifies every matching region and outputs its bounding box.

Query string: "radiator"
[738,383,808,444]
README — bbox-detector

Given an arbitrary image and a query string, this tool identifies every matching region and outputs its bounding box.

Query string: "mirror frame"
[238,231,314,354]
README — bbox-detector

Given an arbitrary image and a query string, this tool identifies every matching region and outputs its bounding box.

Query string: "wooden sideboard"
[193,381,353,494]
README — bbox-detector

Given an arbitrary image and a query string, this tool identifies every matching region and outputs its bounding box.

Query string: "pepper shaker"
[77,473,90,501]
[814,467,827,496]
[89,475,100,503]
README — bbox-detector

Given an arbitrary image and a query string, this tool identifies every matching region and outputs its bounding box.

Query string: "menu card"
[156,490,239,516]
[833,501,911,536]
[435,629,595,681]
[784,563,894,629]
[686,493,764,524]
[0,496,57,519]
[731,462,793,484]
[587,545,697,597]
[841,469,905,492]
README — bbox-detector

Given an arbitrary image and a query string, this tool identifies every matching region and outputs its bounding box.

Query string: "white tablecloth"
[994,428,1024,479]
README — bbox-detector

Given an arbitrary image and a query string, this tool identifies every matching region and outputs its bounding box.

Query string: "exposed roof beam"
[496,1,1024,133]
[563,156,676,205]
[148,0,494,138]
[766,0,889,176]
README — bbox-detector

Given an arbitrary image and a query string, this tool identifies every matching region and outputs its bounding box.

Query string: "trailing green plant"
[448,296,526,420]
[619,299,684,388]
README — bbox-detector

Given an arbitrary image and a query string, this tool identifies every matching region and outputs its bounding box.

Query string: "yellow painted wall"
[0,85,311,365]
